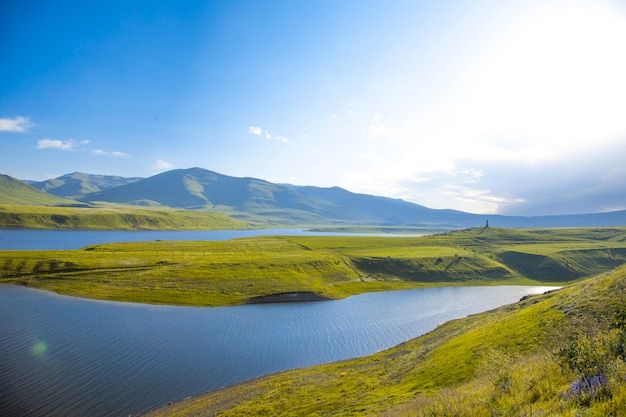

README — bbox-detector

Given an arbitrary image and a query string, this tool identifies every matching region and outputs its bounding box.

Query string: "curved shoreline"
[246,291,331,304]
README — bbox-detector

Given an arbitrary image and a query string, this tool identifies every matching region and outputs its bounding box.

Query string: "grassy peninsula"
[143,263,626,417]
[1,227,625,306]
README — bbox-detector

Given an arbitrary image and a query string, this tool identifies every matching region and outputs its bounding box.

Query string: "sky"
[2,0,626,216]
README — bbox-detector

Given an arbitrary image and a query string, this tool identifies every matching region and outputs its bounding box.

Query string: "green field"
[143,261,626,417]
[1,227,625,306]
[0,204,251,230]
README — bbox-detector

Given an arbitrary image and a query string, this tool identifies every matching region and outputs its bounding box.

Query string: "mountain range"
[26,172,142,199]
[3,167,626,228]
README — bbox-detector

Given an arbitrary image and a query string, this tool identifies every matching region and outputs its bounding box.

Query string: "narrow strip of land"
[1,227,625,306]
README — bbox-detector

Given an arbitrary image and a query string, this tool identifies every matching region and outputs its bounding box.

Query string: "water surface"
[0,284,558,417]
[0,228,424,250]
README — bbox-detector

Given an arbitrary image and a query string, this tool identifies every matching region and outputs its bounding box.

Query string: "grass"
[0,204,251,230]
[1,226,625,306]
[0,174,76,205]
[142,262,626,417]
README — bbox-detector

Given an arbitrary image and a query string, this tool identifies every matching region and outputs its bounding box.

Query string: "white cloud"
[248,126,263,136]
[154,159,174,171]
[248,126,288,143]
[328,1,626,215]
[37,138,130,159]
[92,149,130,158]
[362,114,401,141]
[0,116,33,132]
[37,138,89,150]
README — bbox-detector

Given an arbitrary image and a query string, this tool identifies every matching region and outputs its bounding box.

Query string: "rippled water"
[0,284,558,417]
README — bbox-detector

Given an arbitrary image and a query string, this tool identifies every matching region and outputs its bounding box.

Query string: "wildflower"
[568,373,611,406]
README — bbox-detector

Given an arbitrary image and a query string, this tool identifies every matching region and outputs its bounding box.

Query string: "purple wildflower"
[568,374,611,405]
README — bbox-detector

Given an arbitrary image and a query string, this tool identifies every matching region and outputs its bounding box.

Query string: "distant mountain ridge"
[27,172,143,198]
[79,168,369,223]
[2,167,626,228]
[77,167,479,226]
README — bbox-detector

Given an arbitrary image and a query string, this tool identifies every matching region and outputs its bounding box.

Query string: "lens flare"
[31,341,48,356]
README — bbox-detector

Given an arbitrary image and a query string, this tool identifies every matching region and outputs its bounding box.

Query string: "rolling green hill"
[0,174,80,206]
[79,167,368,224]
[0,173,251,230]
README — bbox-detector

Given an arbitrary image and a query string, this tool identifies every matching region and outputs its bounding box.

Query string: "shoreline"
[246,291,332,304]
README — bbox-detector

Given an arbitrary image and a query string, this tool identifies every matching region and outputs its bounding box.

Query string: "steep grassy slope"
[0,174,78,206]
[1,227,625,306]
[142,263,626,417]
[0,204,250,230]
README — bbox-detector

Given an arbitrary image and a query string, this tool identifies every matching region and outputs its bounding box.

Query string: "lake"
[0,284,559,417]
[0,228,425,250]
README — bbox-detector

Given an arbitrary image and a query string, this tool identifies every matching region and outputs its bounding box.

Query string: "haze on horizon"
[2,0,625,217]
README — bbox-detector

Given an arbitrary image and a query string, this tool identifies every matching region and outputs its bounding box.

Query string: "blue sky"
[2,0,625,216]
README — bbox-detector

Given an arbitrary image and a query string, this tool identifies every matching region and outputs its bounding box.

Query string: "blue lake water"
[0,284,558,417]
[0,228,425,250]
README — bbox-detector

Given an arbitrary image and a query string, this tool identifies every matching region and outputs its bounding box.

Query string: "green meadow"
[0,204,251,230]
[1,227,625,307]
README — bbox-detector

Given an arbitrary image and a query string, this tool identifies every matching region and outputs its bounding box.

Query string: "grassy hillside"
[79,168,346,224]
[0,174,78,206]
[0,204,250,230]
[27,172,143,198]
[1,227,625,306]
[142,263,626,417]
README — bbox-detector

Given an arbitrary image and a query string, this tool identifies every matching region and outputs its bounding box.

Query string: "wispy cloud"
[37,138,129,158]
[92,149,130,158]
[154,159,174,171]
[37,138,89,150]
[0,116,33,132]
[362,114,401,141]
[248,125,288,143]
[248,126,263,136]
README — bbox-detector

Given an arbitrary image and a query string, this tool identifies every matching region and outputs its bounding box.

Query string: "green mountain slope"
[79,167,481,226]
[80,167,348,223]
[0,174,79,206]
[27,172,143,198]
[143,263,626,416]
